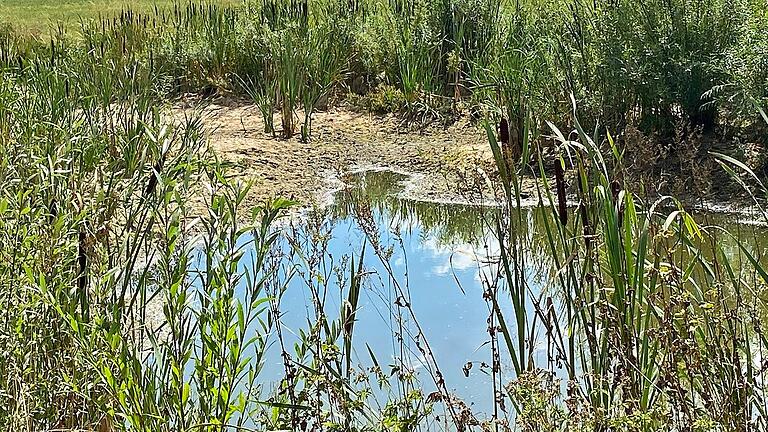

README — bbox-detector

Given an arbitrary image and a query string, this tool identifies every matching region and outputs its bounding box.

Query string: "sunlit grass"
[0,0,237,34]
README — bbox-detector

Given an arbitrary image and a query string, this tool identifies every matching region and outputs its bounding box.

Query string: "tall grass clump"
[560,0,748,134]
[0,48,202,428]
[350,0,500,117]
[470,2,564,164]
[237,0,350,139]
[482,97,768,429]
[1,1,768,430]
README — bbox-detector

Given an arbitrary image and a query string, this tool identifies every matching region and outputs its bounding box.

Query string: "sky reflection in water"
[253,169,768,419]
[260,170,552,417]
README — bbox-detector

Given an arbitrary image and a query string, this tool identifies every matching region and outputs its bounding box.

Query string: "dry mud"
[177,100,512,211]
[175,99,762,219]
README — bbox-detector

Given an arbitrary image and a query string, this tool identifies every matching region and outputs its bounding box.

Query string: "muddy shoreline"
[181,99,763,221]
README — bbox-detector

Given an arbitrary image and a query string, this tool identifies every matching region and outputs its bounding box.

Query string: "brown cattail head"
[78,228,87,293]
[499,117,510,145]
[143,155,165,197]
[144,172,158,198]
[48,198,57,224]
[343,303,353,336]
[554,159,568,226]
[611,179,621,203]
[546,296,555,323]
[579,201,591,248]
[611,179,624,227]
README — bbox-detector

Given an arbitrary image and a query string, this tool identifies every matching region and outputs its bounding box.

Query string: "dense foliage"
[1,1,767,431]
[2,0,766,137]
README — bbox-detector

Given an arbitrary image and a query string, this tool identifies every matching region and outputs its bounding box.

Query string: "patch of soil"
[174,98,762,219]
[177,98,509,213]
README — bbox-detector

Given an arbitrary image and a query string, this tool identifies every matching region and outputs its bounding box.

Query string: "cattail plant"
[576,171,591,249]
[553,156,567,226]
[238,72,277,135]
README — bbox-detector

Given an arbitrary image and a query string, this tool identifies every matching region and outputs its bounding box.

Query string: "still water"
[252,169,768,420]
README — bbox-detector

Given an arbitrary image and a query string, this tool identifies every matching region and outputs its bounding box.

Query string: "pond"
[249,169,768,422]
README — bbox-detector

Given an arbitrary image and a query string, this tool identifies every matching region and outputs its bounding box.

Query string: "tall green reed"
[486,95,768,429]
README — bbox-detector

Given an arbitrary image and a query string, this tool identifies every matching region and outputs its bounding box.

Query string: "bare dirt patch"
[175,99,759,218]
[178,99,505,211]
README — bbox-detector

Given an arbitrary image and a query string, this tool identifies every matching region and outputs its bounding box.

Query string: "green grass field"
[0,0,235,34]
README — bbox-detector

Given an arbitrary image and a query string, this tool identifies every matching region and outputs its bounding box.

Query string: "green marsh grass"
[1,0,768,430]
[483,97,768,430]
[4,0,766,138]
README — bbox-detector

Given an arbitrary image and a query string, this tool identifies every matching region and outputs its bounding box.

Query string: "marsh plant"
[481,99,768,431]
[4,0,765,139]
[1,1,768,431]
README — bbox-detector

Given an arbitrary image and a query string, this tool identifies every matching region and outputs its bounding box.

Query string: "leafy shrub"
[353,84,407,114]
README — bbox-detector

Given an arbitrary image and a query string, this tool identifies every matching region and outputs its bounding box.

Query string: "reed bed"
[2,0,766,138]
[481,97,768,431]
[1,1,767,431]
